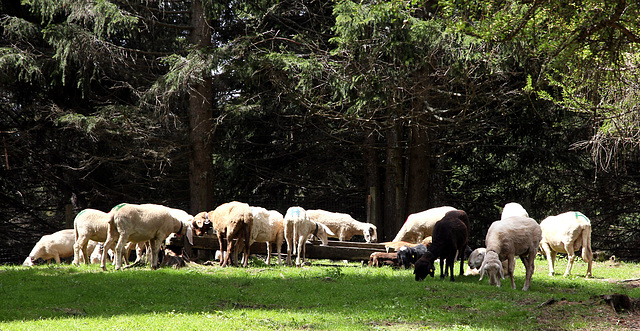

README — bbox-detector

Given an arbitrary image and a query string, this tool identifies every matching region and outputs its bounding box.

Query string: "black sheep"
[414,210,470,281]
[397,244,428,269]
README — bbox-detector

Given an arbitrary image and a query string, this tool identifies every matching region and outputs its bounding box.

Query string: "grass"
[1,256,639,330]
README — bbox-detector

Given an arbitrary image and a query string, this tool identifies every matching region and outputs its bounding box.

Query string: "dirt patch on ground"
[536,297,640,330]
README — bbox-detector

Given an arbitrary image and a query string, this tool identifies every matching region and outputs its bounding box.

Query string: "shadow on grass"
[1,261,638,330]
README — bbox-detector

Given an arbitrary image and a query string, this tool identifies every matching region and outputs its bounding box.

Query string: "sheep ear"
[186,225,194,245]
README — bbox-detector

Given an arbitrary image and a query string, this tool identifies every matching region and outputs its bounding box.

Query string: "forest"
[1,0,640,264]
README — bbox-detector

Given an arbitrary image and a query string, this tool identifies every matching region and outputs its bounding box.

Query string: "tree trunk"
[188,0,215,214]
[406,124,432,214]
[364,131,382,235]
[383,119,405,241]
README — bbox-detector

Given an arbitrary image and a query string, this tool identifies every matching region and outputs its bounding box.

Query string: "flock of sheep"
[22,201,593,291]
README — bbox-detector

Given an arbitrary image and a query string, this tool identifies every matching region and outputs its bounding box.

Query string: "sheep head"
[479,250,504,287]
[23,256,34,266]
[414,251,436,281]
[364,224,378,243]
[468,248,486,269]
[191,212,213,236]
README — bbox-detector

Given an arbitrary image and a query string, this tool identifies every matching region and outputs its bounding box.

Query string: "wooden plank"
[189,235,386,261]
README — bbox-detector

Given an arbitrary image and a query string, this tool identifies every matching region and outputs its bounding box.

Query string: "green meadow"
[1,257,639,330]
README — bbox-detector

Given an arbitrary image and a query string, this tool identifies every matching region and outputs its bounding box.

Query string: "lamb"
[539,211,593,278]
[100,203,195,270]
[414,210,470,282]
[247,206,284,265]
[195,201,253,267]
[501,202,529,219]
[23,229,76,266]
[479,216,541,291]
[306,209,377,243]
[72,208,110,265]
[283,206,334,267]
[368,252,399,267]
[393,206,456,243]
[397,244,428,269]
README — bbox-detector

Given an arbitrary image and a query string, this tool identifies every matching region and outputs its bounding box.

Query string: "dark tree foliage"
[2,0,640,263]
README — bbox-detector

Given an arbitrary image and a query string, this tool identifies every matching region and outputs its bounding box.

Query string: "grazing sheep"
[197,201,253,267]
[397,244,428,269]
[23,229,76,266]
[468,247,486,270]
[393,206,456,243]
[283,206,334,267]
[368,252,399,267]
[479,216,541,291]
[539,211,593,278]
[72,208,110,265]
[501,202,529,219]
[248,207,285,265]
[100,203,195,270]
[306,209,377,243]
[414,210,470,282]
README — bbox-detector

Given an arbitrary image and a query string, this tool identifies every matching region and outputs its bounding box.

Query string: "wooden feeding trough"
[186,233,387,262]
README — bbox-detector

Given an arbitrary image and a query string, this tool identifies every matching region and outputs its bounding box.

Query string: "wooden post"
[65,204,74,229]
[369,186,378,226]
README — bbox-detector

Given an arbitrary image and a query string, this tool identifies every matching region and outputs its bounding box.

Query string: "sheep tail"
[292,220,298,256]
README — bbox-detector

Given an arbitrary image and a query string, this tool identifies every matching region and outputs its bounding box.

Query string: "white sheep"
[306,209,377,243]
[248,206,285,265]
[479,216,542,291]
[23,229,76,266]
[501,202,529,219]
[539,211,593,278]
[72,208,110,265]
[195,201,253,267]
[392,206,456,243]
[100,203,194,270]
[283,206,334,267]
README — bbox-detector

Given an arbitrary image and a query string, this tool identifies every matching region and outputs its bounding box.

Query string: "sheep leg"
[222,239,235,267]
[276,238,283,266]
[521,250,536,291]
[508,256,516,289]
[448,257,455,282]
[284,222,293,266]
[439,259,445,280]
[73,237,89,265]
[563,242,576,277]
[148,239,161,269]
[266,242,271,265]
[101,232,116,270]
[540,242,556,276]
[113,234,129,270]
[242,227,251,267]
[458,248,465,276]
[296,235,306,267]
[217,235,226,266]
